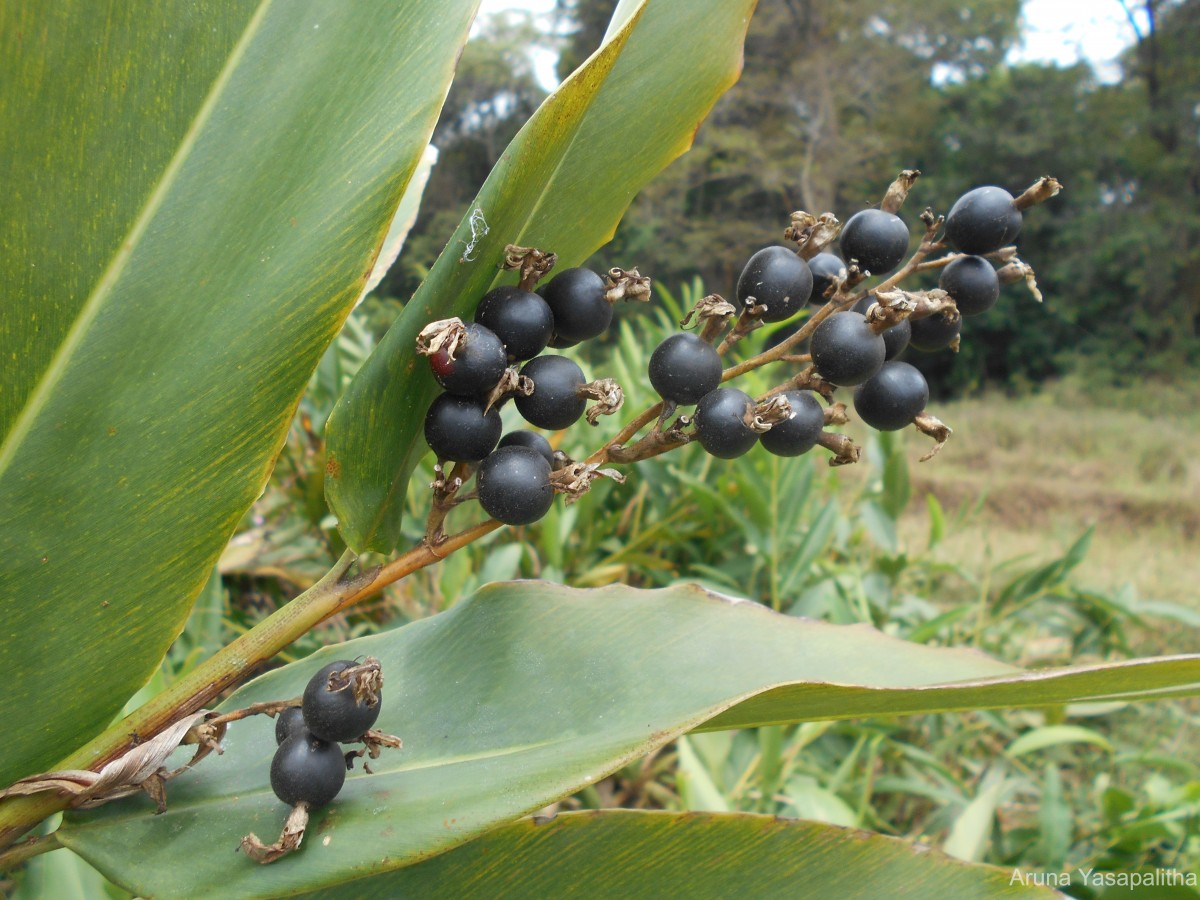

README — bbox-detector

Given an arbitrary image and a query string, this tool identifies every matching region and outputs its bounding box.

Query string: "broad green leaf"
[300,811,1058,898]
[324,0,757,553]
[1007,724,1113,758]
[59,582,1200,897]
[0,1,479,784]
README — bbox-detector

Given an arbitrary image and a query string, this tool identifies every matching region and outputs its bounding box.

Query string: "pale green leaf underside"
[0,0,479,784]
[61,582,1199,897]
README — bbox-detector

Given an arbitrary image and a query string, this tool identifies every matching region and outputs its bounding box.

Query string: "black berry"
[474,286,554,361]
[424,393,502,462]
[694,388,759,459]
[807,252,846,305]
[735,246,814,323]
[939,255,999,317]
[515,355,587,430]
[839,209,910,275]
[429,323,506,396]
[498,429,555,467]
[478,445,554,525]
[270,732,346,808]
[275,707,307,746]
[944,186,1022,255]
[810,311,886,386]
[302,660,382,743]
[909,311,962,352]
[540,268,612,343]
[854,361,929,431]
[648,333,722,405]
[760,390,824,457]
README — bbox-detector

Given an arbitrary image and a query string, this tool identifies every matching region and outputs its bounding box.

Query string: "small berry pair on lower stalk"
[241,658,400,864]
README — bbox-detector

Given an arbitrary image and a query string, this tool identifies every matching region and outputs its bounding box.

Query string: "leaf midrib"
[0,0,274,479]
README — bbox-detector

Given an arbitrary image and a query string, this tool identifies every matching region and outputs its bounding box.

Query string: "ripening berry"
[270,732,346,808]
[939,255,999,317]
[839,209,910,275]
[908,312,962,352]
[944,186,1022,255]
[302,660,382,743]
[475,286,555,361]
[810,311,886,386]
[759,390,824,457]
[854,361,929,431]
[694,388,759,459]
[478,445,554,525]
[516,355,587,430]
[540,268,612,343]
[736,246,814,323]
[424,393,502,462]
[430,323,506,396]
[648,332,722,405]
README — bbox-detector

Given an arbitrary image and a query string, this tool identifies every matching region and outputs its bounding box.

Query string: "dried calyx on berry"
[302,659,383,743]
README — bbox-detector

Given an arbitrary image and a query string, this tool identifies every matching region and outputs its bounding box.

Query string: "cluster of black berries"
[814,185,1024,432]
[269,660,383,809]
[648,180,1040,461]
[411,176,1053,530]
[422,264,631,526]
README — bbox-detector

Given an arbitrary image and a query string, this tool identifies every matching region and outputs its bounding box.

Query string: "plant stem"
[0,520,502,851]
[0,831,60,871]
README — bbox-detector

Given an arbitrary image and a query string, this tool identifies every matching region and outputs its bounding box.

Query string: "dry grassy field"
[894,379,1198,616]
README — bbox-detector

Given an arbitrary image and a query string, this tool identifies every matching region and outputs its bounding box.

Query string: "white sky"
[477,0,1148,88]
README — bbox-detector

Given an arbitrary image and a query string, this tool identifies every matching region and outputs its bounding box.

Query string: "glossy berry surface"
[424,393,502,462]
[302,660,382,743]
[516,355,587,430]
[807,252,846,305]
[854,361,929,431]
[839,209,910,275]
[735,246,814,323]
[810,311,886,386]
[852,299,910,360]
[275,706,307,746]
[478,445,554,525]
[939,255,999,317]
[540,268,612,343]
[498,429,554,467]
[760,390,824,457]
[430,323,506,396]
[474,286,554,360]
[909,312,962,352]
[270,732,346,808]
[648,332,722,405]
[944,186,1022,255]
[694,388,758,459]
